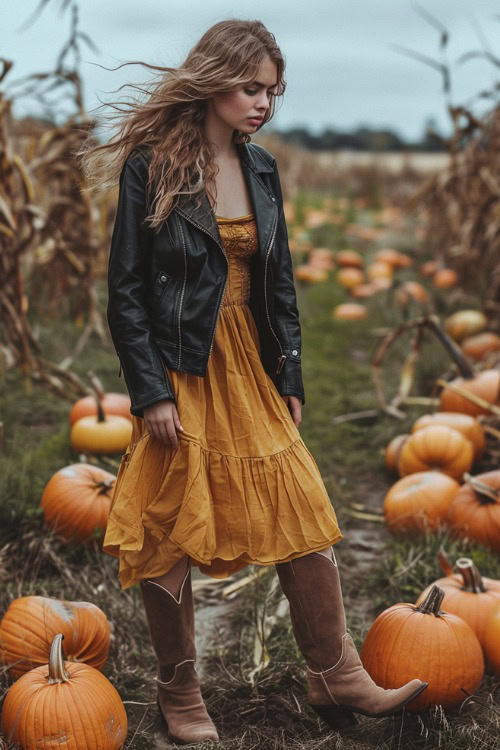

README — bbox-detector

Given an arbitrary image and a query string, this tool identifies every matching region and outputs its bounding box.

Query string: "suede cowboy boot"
[139,559,219,744]
[275,547,428,730]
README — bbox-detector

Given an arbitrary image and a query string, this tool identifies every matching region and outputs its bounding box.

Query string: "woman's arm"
[107,150,176,417]
[269,160,306,406]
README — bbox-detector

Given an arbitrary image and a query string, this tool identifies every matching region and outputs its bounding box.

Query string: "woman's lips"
[248,117,263,124]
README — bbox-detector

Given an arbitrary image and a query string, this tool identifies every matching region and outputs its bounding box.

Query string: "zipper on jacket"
[263,203,286,374]
[117,352,122,378]
[175,214,189,369]
[174,209,229,357]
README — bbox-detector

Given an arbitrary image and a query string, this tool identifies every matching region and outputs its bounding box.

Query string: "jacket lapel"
[174,142,277,262]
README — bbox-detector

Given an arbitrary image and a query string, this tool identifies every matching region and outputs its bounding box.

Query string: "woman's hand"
[282,395,302,428]
[143,399,184,450]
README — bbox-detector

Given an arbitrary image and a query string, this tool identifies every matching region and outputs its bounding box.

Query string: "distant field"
[316,150,450,173]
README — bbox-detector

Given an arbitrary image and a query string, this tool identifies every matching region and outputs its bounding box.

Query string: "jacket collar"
[174,140,277,259]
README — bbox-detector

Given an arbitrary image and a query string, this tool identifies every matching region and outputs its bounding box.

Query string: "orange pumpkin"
[416,558,500,648]
[447,471,500,553]
[336,249,363,268]
[461,332,500,362]
[398,424,474,481]
[443,310,487,342]
[0,596,110,678]
[420,260,439,277]
[294,264,329,283]
[332,303,367,321]
[375,249,412,268]
[384,434,409,473]
[366,261,393,281]
[384,471,459,534]
[71,411,132,455]
[439,369,500,416]
[433,268,459,289]
[394,281,429,305]
[41,463,116,543]
[70,373,131,425]
[70,393,131,426]
[360,586,484,712]
[412,412,485,460]
[350,283,377,299]
[484,604,500,676]
[308,247,336,270]
[337,267,365,289]
[1,634,127,750]
[371,276,393,291]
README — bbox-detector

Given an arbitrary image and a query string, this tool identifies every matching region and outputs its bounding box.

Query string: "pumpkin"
[360,586,484,712]
[70,401,132,455]
[412,412,485,460]
[461,332,500,362]
[398,424,474,481]
[420,260,439,277]
[350,283,377,299]
[41,463,116,543]
[366,261,393,281]
[294,264,329,283]
[433,268,459,289]
[336,249,363,268]
[484,604,500,676]
[394,281,429,305]
[443,310,487,342]
[447,471,500,553]
[384,434,409,473]
[0,596,110,678]
[70,393,132,425]
[439,369,500,416]
[416,558,500,648]
[308,248,336,270]
[337,267,365,289]
[1,634,127,750]
[332,303,367,321]
[370,276,392,290]
[384,471,459,534]
[375,249,412,268]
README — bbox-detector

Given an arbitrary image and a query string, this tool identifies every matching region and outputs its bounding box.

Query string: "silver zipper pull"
[276,355,286,374]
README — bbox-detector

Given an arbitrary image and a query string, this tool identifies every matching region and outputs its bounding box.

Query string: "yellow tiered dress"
[102,212,342,589]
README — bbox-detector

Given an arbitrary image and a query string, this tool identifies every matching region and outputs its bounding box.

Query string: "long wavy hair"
[78,19,286,230]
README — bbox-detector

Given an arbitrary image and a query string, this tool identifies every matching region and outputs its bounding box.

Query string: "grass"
[0,195,499,748]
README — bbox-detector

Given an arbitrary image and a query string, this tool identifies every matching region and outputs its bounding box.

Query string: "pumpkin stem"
[416,585,445,616]
[93,393,106,423]
[96,479,115,495]
[438,547,454,577]
[48,634,71,684]
[456,557,486,593]
[88,370,105,401]
[463,472,500,504]
[426,316,474,379]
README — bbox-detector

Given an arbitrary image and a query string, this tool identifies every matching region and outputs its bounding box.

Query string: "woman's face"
[210,55,278,133]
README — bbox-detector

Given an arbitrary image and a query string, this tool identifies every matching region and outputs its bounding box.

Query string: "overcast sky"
[2,0,499,141]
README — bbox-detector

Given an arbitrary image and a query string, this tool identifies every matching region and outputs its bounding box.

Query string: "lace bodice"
[216,213,259,306]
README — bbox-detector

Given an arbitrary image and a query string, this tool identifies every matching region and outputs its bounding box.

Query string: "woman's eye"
[245,88,258,95]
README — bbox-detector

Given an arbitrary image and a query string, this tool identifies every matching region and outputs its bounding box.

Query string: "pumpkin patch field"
[2,30,500,750]
[2,162,500,749]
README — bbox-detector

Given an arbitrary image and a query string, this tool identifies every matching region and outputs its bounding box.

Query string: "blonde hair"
[78,18,286,230]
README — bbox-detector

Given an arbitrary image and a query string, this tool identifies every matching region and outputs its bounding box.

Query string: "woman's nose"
[257,90,270,110]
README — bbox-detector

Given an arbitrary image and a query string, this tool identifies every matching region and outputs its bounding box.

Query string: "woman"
[81,18,427,745]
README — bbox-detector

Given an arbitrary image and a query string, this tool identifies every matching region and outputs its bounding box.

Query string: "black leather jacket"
[107,140,305,417]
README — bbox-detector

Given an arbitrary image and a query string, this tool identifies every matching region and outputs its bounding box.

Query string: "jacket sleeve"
[270,161,306,406]
[107,152,176,417]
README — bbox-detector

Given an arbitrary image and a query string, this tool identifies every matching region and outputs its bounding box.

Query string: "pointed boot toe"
[307,634,428,722]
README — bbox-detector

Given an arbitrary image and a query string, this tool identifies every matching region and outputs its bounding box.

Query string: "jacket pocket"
[151,270,172,303]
